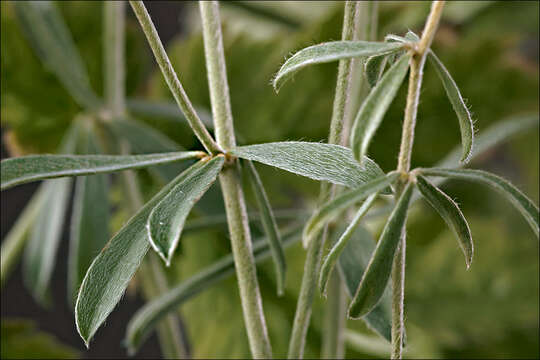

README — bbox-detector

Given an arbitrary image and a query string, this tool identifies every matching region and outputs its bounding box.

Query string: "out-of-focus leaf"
[428,50,474,164]
[416,175,473,268]
[418,168,539,237]
[336,225,392,342]
[273,41,404,91]
[1,319,79,359]
[319,193,377,295]
[303,172,399,247]
[13,1,100,109]
[246,160,287,295]
[125,225,302,354]
[67,129,110,308]
[231,142,386,190]
[350,54,410,163]
[126,98,214,128]
[0,184,47,288]
[349,182,413,318]
[148,157,225,265]
[1,151,204,190]
[74,163,210,346]
[364,54,388,88]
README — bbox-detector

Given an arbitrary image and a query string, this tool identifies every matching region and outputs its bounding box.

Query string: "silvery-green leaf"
[336,225,392,342]
[319,193,378,296]
[364,54,388,88]
[147,156,225,265]
[126,99,214,128]
[428,50,474,163]
[13,1,100,109]
[303,172,399,247]
[418,168,539,237]
[75,163,203,346]
[349,182,413,318]
[67,131,110,308]
[125,225,302,354]
[273,41,404,91]
[350,54,411,163]
[1,151,204,190]
[0,184,47,288]
[231,142,386,190]
[246,161,287,295]
[416,175,473,268]
[437,114,539,168]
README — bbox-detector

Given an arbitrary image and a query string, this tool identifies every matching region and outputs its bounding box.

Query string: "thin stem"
[392,2,445,359]
[321,271,347,359]
[199,2,272,358]
[288,2,360,359]
[129,1,221,155]
[104,4,188,358]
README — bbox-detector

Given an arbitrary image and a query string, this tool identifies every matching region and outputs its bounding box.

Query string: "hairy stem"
[392,2,445,359]
[129,1,221,155]
[199,2,272,358]
[288,2,360,359]
[104,4,188,357]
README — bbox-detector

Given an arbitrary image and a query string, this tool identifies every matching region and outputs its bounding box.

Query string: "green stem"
[288,2,360,358]
[104,4,188,358]
[392,2,445,359]
[129,1,221,155]
[321,271,347,359]
[199,2,272,358]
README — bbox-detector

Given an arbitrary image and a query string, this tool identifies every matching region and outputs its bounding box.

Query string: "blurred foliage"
[1,1,538,359]
[1,319,79,359]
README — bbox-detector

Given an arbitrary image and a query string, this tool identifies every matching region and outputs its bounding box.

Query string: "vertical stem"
[199,2,272,358]
[288,2,360,359]
[321,271,347,359]
[129,1,221,155]
[392,2,445,359]
[104,3,188,358]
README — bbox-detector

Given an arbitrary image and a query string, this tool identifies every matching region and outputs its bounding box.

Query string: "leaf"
[74,163,210,346]
[319,193,378,296]
[350,54,411,163]
[147,156,225,265]
[1,151,204,190]
[245,160,287,296]
[273,41,404,91]
[364,54,388,88]
[418,168,539,237]
[303,172,399,247]
[125,225,302,354]
[428,50,474,164]
[348,182,413,318]
[0,184,47,288]
[415,175,473,268]
[231,142,386,190]
[67,130,110,308]
[13,1,100,109]
[126,98,214,128]
[336,224,392,342]
[436,114,539,168]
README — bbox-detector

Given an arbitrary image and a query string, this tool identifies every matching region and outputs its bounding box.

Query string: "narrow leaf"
[364,55,388,88]
[336,225,392,342]
[231,142,387,191]
[320,193,378,296]
[416,175,473,268]
[246,160,287,296]
[349,182,413,318]
[68,132,110,308]
[74,163,208,346]
[350,54,411,163]
[1,151,204,190]
[14,1,100,109]
[303,172,399,247]
[273,41,404,91]
[125,225,302,353]
[428,50,474,163]
[418,168,539,237]
[126,99,214,128]
[147,156,225,265]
